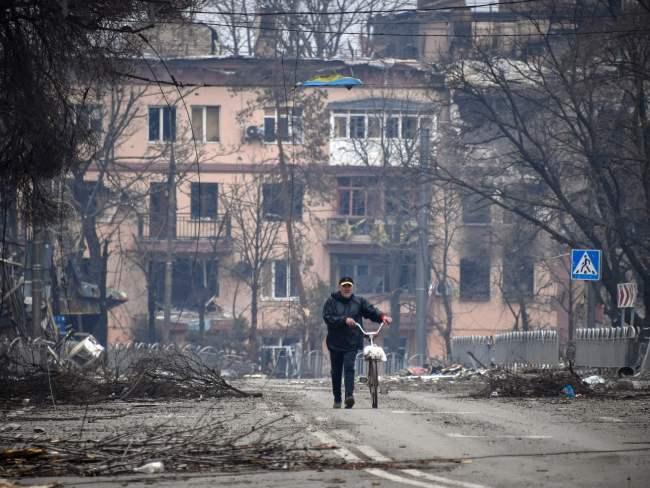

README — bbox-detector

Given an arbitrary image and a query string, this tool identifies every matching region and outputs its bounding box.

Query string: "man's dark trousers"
[329,349,357,402]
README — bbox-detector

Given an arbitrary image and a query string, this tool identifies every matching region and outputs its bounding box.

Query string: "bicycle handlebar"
[354,321,384,337]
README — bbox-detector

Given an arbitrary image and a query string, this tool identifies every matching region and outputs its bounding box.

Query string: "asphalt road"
[259,379,650,488]
[13,378,650,488]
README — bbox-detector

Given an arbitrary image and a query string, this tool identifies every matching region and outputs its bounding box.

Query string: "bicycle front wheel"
[368,359,379,408]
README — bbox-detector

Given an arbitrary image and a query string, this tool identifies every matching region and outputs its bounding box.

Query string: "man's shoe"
[333,401,342,409]
[344,396,355,409]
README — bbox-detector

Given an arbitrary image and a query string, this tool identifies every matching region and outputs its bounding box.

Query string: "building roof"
[121,56,444,89]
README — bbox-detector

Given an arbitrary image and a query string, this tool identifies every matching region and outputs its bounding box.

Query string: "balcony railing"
[327,216,375,242]
[138,212,231,241]
[327,216,419,244]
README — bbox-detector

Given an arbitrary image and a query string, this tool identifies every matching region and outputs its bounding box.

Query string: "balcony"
[327,217,373,242]
[326,216,420,249]
[137,212,232,255]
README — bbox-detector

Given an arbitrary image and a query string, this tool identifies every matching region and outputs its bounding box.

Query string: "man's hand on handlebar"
[345,317,356,327]
[382,315,393,326]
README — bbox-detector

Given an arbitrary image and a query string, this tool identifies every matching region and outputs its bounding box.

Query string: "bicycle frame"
[354,321,384,347]
[354,321,385,408]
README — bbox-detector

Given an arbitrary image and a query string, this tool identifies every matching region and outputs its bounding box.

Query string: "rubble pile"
[0,346,253,405]
[480,369,593,398]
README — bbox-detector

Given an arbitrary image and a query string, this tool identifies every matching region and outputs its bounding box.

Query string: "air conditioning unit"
[244,125,263,142]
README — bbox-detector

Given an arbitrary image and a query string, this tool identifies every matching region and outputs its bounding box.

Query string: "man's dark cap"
[338,276,354,286]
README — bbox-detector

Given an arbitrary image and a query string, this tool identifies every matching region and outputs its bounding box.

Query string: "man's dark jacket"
[323,292,384,351]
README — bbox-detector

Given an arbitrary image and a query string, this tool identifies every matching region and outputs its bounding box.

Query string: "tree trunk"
[147,260,157,343]
[248,281,259,360]
[97,240,109,347]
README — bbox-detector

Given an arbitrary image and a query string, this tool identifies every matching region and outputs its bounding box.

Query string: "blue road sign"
[571,249,601,281]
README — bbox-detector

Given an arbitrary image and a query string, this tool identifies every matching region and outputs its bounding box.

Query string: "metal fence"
[452,327,647,370]
[450,336,493,368]
[451,330,560,369]
[492,330,559,368]
[574,326,639,368]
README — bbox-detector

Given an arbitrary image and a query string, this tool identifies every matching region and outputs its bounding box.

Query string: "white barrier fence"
[574,327,639,368]
[451,327,644,370]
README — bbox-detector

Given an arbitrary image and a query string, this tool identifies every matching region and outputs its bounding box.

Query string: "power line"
[190,0,543,17]
[122,16,650,39]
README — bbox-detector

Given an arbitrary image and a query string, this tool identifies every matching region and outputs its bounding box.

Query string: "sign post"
[571,249,601,329]
[617,282,638,327]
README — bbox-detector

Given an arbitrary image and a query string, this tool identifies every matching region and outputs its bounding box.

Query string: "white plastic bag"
[134,461,164,474]
[363,345,387,362]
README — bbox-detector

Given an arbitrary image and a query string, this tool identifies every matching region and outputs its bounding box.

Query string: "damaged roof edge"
[118,56,444,88]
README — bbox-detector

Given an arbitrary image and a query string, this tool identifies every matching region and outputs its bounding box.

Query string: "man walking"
[323,277,392,408]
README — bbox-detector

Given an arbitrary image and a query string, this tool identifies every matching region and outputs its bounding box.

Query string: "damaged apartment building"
[49,1,578,358]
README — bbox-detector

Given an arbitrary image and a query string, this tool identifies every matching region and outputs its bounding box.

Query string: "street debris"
[133,461,165,474]
[480,370,594,398]
[583,375,606,386]
[0,341,256,405]
[561,384,576,398]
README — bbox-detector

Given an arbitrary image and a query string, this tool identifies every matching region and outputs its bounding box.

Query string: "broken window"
[191,105,220,142]
[462,193,491,224]
[502,254,535,299]
[262,182,304,220]
[190,183,218,219]
[264,107,303,143]
[148,106,176,142]
[153,258,219,309]
[74,103,103,134]
[460,256,491,301]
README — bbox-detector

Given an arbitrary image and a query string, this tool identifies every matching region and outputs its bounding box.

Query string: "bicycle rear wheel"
[368,359,379,408]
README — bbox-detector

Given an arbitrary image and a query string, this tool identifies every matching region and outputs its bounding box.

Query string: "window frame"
[74,103,103,134]
[263,107,303,144]
[459,256,491,301]
[270,259,298,300]
[337,177,367,217]
[148,105,176,143]
[191,105,220,143]
[190,182,219,220]
[262,182,304,221]
[330,110,434,140]
[462,193,492,225]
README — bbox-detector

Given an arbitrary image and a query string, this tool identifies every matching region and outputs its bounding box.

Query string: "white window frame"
[263,107,303,144]
[191,105,220,143]
[270,259,298,300]
[330,111,435,140]
[148,105,176,143]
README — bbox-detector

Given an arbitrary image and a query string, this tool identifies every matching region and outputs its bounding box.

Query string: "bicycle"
[355,321,386,408]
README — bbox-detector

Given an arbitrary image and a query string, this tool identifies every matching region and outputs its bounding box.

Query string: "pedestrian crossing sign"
[571,249,601,281]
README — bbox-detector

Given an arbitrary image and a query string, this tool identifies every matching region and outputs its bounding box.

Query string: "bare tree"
[221,175,283,358]
[441,0,650,331]
[0,0,199,224]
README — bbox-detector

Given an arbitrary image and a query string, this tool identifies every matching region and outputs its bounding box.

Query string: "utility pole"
[164,143,176,333]
[416,128,431,364]
[31,225,44,337]
[586,282,596,328]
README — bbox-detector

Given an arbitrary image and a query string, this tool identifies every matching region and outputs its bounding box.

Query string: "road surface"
[14,378,650,487]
